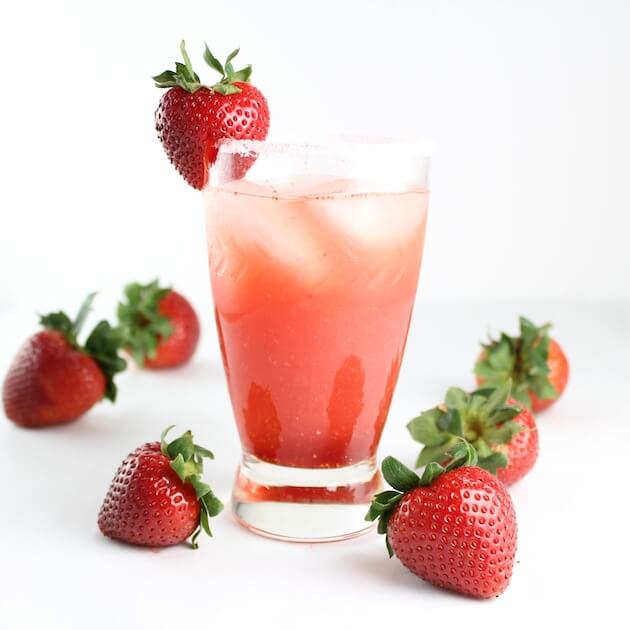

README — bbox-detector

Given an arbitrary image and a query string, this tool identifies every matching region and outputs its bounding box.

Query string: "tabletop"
[1,299,628,629]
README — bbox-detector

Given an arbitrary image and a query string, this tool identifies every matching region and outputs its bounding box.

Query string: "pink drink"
[205,140,430,541]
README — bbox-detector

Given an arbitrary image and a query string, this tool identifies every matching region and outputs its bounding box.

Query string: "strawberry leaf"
[530,376,558,400]
[179,40,196,81]
[212,82,242,95]
[203,43,225,76]
[408,384,525,477]
[381,456,420,493]
[40,311,75,343]
[486,405,522,426]
[477,452,508,475]
[166,430,195,461]
[83,321,127,402]
[72,292,97,338]
[416,441,453,467]
[153,41,254,97]
[175,62,200,84]
[407,408,448,446]
[369,440,482,557]
[117,280,173,367]
[40,292,98,348]
[446,409,464,436]
[228,66,252,83]
[366,490,401,521]
[225,48,240,66]
[419,461,447,486]
[484,420,525,444]
[443,439,478,469]
[475,316,558,410]
[480,380,511,416]
[160,426,224,548]
[153,41,204,93]
[444,387,469,411]
[153,70,178,87]
[475,438,492,458]
[203,490,224,517]
[160,425,177,453]
[194,445,215,458]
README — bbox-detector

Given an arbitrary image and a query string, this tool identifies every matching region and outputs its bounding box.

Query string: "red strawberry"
[366,443,517,599]
[98,426,223,548]
[3,294,126,428]
[475,316,569,412]
[117,280,200,369]
[407,382,538,485]
[153,41,270,189]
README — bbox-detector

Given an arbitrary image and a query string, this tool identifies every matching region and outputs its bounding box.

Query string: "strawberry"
[366,442,517,598]
[2,294,126,428]
[153,41,270,189]
[407,381,538,485]
[475,316,569,412]
[98,426,223,548]
[117,280,200,369]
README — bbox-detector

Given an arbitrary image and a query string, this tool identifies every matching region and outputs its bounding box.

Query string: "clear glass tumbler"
[204,138,430,541]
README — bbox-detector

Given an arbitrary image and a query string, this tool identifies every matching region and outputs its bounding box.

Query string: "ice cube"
[308,189,428,250]
[205,180,332,286]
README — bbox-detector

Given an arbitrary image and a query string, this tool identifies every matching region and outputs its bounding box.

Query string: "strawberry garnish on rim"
[153,41,270,189]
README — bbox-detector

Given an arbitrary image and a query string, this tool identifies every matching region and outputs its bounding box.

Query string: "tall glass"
[204,138,430,541]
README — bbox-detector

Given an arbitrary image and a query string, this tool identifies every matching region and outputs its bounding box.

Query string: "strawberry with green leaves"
[98,426,223,548]
[366,441,517,599]
[117,280,200,369]
[407,382,538,485]
[2,294,126,428]
[153,41,270,189]
[475,316,569,412]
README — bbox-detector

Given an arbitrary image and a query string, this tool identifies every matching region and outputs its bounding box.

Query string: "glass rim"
[216,136,434,158]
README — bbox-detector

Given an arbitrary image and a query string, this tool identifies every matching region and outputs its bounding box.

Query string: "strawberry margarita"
[205,140,430,540]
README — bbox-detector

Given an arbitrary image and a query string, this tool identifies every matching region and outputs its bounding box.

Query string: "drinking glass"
[203,138,430,541]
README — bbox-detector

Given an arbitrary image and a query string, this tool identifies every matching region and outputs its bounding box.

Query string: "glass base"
[232,454,382,542]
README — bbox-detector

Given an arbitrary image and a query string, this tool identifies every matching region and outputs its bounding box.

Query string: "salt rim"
[216,136,435,158]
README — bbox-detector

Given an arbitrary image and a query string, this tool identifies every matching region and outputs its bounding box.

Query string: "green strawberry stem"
[72,291,97,338]
[39,293,126,402]
[474,316,558,409]
[153,40,253,95]
[117,280,173,366]
[40,292,96,348]
[366,440,479,557]
[407,381,522,476]
[84,322,127,401]
[160,426,224,548]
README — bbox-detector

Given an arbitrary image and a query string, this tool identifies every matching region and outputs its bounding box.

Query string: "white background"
[0,0,628,310]
[1,1,629,628]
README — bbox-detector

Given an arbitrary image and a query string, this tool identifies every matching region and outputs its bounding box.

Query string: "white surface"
[1,1,628,625]
[1,300,628,628]
[1,0,629,305]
